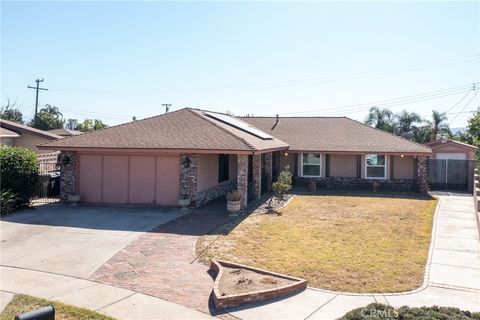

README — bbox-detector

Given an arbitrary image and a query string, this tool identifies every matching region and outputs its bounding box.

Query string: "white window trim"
[365,154,387,179]
[300,153,322,177]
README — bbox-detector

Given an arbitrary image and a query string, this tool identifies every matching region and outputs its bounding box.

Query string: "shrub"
[0,147,39,208]
[339,303,480,320]
[1,189,17,215]
[226,190,242,201]
[272,165,292,200]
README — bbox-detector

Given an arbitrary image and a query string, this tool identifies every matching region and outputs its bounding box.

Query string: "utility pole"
[28,79,48,127]
[162,104,172,114]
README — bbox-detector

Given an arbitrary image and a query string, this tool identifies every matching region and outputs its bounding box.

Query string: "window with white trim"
[365,154,386,179]
[301,153,321,177]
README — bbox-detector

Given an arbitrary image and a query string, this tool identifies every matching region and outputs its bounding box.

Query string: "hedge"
[340,303,480,320]
[0,146,39,209]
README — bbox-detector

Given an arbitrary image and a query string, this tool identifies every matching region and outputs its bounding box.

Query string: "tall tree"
[426,110,450,141]
[365,107,395,133]
[30,104,64,130]
[77,119,108,132]
[395,110,423,136]
[0,99,23,123]
[65,118,79,130]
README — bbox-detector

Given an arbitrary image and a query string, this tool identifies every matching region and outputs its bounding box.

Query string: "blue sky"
[1,1,479,127]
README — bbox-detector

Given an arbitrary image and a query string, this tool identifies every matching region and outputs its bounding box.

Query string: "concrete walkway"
[227,195,480,320]
[0,265,213,319]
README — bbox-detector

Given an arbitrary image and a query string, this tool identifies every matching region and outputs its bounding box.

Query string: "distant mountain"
[451,127,466,134]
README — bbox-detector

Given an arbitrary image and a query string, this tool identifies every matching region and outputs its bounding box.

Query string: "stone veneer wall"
[265,153,273,191]
[179,154,198,203]
[416,155,429,194]
[253,154,261,199]
[294,176,417,192]
[59,151,77,200]
[195,180,237,207]
[237,155,248,209]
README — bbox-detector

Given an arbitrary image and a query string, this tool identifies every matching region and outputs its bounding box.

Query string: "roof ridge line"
[187,109,256,151]
[38,108,190,146]
[345,118,432,152]
[0,119,62,139]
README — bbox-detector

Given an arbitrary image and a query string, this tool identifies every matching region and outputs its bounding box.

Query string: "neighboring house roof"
[424,138,478,150]
[48,128,83,137]
[0,127,20,138]
[39,108,289,152]
[0,119,61,140]
[241,116,432,155]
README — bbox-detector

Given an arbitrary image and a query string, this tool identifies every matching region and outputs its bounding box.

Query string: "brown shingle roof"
[48,128,83,137]
[241,116,432,154]
[0,127,20,137]
[425,139,477,150]
[0,119,61,140]
[40,108,288,152]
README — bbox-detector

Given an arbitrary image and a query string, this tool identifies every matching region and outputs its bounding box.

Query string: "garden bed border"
[210,259,307,309]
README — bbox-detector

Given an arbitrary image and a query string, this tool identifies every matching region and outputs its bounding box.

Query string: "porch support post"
[265,152,273,191]
[253,154,262,199]
[237,154,248,209]
[59,151,77,201]
[180,153,198,205]
[416,155,429,194]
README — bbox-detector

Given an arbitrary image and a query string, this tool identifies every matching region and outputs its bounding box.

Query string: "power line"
[48,55,480,95]
[449,89,479,123]
[270,84,476,116]
[27,79,48,127]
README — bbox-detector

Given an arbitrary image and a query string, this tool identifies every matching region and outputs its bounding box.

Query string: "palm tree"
[427,110,450,141]
[395,110,423,136]
[365,107,395,133]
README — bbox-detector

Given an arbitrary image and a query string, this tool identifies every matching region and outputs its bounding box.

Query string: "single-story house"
[39,108,431,208]
[48,128,83,137]
[0,119,61,153]
[424,137,477,160]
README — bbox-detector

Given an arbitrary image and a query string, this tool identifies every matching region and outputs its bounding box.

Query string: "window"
[218,154,230,183]
[365,154,386,179]
[301,153,321,177]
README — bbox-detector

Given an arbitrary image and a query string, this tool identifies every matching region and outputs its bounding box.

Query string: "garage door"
[78,154,180,205]
[436,153,467,160]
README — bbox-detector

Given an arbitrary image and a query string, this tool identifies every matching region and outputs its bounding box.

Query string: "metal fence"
[32,155,61,204]
[427,159,476,191]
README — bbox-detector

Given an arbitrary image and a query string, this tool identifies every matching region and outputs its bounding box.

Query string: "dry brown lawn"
[197,194,437,293]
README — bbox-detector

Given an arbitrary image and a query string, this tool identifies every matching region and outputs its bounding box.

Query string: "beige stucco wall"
[330,154,357,177]
[12,132,54,154]
[393,155,415,179]
[197,154,219,192]
[197,154,238,192]
[431,144,475,160]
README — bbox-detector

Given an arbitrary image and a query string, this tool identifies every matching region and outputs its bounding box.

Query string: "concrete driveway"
[1,204,185,278]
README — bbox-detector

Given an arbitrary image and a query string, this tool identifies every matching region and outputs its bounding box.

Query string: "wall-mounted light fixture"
[183,157,191,168]
[284,152,289,157]
[400,154,404,158]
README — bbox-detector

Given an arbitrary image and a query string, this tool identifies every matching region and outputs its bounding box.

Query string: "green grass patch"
[1,294,115,320]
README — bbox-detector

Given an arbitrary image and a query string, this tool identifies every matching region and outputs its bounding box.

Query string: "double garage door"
[78,154,180,206]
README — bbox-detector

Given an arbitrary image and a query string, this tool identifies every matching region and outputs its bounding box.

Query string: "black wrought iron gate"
[426,159,473,191]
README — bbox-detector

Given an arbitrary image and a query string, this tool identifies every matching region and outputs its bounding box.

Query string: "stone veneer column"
[179,154,198,204]
[416,155,429,194]
[59,151,77,201]
[253,154,262,199]
[265,153,273,191]
[237,154,248,209]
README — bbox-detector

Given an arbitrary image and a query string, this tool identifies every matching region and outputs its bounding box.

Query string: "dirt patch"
[218,266,295,296]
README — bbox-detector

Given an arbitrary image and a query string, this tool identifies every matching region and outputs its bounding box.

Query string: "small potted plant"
[178,194,191,210]
[226,190,242,216]
[67,193,81,206]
